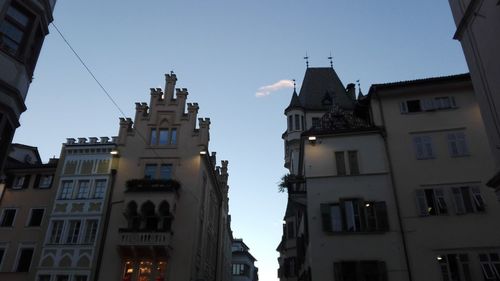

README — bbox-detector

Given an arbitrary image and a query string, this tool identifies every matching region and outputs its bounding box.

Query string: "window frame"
[0,243,7,271]
[83,219,99,244]
[447,131,469,157]
[438,253,472,281]
[0,1,34,58]
[321,200,389,233]
[65,220,82,244]
[76,180,90,199]
[13,244,35,272]
[47,220,64,244]
[37,174,53,188]
[59,180,74,200]
[415,188,448,216]
[0,208,17,227]
[26,208,45,227]
[413,135,435,160]
[93,179,107,199]
[451,186,486,214]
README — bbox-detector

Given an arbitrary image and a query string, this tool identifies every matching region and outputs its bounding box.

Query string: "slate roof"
[285,90,302,112]
[368,73,470,93]
[297,67,354,111]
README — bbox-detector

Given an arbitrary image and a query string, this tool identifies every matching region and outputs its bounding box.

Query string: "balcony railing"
[119,231,172,246]
[125,179,180,192]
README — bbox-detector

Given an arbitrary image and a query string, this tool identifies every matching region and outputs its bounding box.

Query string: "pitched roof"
[368,73,470,94]
[297,67,354,110]
[284,90,302,112]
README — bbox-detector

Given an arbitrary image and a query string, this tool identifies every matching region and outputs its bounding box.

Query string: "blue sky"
[14,1,467,280]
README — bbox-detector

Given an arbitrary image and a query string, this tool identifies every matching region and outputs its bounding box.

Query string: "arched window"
[158,201,172,231]
[141,201,157,231]
[125,201,140,230]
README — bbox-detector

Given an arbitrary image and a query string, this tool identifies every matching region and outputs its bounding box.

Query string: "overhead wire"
[50,22,168,161]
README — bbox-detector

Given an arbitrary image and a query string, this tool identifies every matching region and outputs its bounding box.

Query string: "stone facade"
[97,73,231,281]
[35,137,117,281]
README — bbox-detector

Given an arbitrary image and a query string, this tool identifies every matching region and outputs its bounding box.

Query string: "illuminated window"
[122,261,134,281]
[138,261,153,281]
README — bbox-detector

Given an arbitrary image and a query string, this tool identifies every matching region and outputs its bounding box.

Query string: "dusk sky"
[13,1,468,280]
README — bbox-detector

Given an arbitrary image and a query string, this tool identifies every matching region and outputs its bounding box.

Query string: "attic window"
[322,93,333,106]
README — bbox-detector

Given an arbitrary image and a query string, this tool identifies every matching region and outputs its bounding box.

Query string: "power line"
[50,22,167,161]
[51,22,127,118]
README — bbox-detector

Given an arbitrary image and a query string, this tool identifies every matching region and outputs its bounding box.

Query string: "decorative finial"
[328,52,333,68]
[293,79,296,92]
[170,70,174,75]
[304,53,309,68]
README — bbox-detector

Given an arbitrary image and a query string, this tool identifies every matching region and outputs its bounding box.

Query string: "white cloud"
[255,79,294,97]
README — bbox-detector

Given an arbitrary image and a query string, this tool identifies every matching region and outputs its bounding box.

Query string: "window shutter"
[434,188,448,214]
[33,175,41,189]
[422,98,435,111]
[413,137,424,159]
[374,202,389,231]
[320,204,333,232]
[415,189,429,216]
[471,186,486,211]
[333,262,343,281]
[22,175,31,189]
[450,96,457,108]
[457,132,469,155]
[451,187,466,214]
[399,101,408,114]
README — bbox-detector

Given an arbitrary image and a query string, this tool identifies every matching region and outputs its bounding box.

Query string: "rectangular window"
[150,128,157,145]
[0,208,16,227]
[170,128,177,144]
[76,180,90,199]
[159,129,169,145]
[452,186,485,214]
[434,96,456,109]
[160,164,172,180]
[288,115,293,131]
[335,152,346,176]
[15,247,34,272]
[83,220,98,244]
[49,220,64,244]
[334,260,387,281]
[415,188,448,216]
[406,100,422,113]
[27,208,44,226]
[66,220,81,244]
[294,115,300,130]
[0,2,33,57]
[144,164,156,179]
[413,135,434,159]
[59,181,74,199]
[312,117,321,128]
[348,151,359,175]
[38,175,53,188]
[438,254,472,281]
[479,253,500,280]
[93,180,107,199]
[447,132,469,157]
[12,175,27,189]
[321,201,388,233]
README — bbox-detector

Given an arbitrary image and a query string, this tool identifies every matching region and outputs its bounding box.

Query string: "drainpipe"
[93,168,118,281]
[375,91,413,281]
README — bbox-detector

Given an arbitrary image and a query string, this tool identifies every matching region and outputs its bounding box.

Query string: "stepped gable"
[298,67,354,111]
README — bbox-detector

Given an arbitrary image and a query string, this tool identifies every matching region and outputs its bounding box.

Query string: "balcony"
[118,230,172,259]
[125,179,180,193]
[119,231,172,246]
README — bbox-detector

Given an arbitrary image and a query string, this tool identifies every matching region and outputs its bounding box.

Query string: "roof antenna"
[328,52,333,68]
[304,53,309,68]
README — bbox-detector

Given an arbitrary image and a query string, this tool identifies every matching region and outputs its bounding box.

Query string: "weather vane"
[293,79,296,92]
[328,52,333,68]
[304,53,309,68]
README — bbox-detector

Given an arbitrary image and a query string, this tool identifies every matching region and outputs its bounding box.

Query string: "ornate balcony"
[119,231,172,246]
[125,179,180,193]
[118,230,172,259]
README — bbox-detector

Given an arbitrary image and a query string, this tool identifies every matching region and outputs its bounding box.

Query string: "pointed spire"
[285,89,302,112]
[357,80,364,97]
